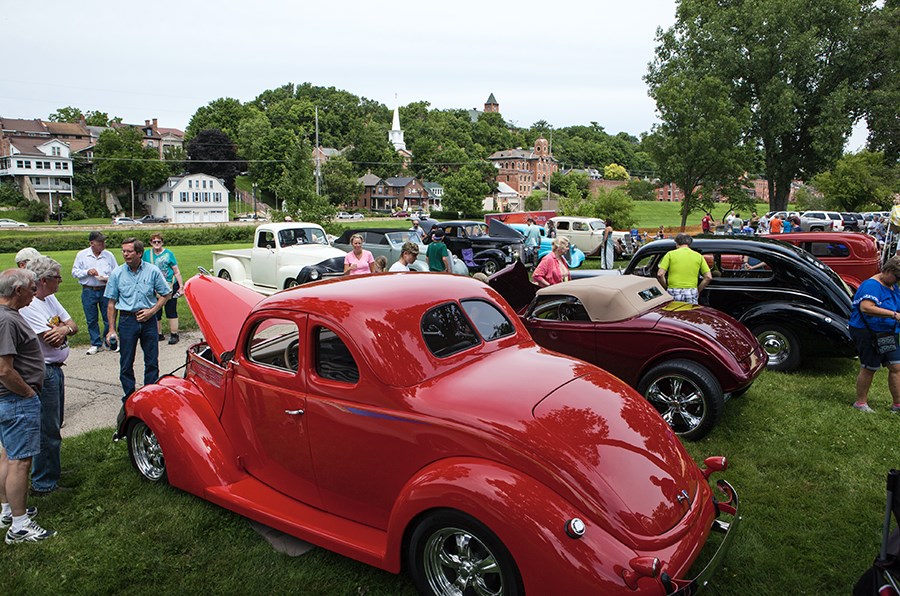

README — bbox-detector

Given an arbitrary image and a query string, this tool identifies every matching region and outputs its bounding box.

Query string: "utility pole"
[252,183,257,217]
[130,179,135,218]
[315,106,321,196]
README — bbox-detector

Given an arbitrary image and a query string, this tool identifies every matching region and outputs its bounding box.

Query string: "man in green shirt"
[426,229,450,272]
[656,234,712,304]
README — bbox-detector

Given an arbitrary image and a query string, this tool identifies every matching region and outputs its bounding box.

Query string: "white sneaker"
[5,518,56,544]
[0,506,36,528]
[86,345,99,355]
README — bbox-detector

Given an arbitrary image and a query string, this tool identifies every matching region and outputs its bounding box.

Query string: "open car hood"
[487,217,523,239]
[487,261,537,313]
[184,274,263,361]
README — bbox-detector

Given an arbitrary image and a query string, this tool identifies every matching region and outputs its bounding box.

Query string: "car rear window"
[808,242,850,258]
[422,303,480,358]
[460,299,515,340]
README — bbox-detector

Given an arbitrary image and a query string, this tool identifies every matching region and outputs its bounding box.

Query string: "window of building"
[214,192,221,202]
[179,192,187,202]
[188,180,192,189]
[35,162,43,170]
[52,146,60,156]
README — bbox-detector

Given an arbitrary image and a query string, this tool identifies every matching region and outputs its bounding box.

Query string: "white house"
[0,137,74,208]
[139,173,230,223]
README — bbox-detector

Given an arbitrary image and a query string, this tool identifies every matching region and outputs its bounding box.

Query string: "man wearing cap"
[15,248,41,269]
[426,229,450,272]
[71,232,118,355]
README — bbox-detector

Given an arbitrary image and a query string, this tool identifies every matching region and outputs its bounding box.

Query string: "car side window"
[630,255,660,278]
[246,319,299,372]
[422,303,480,358]
[573,222,587,231]
[530,296,591,322]
[809,242,850,258]
[315,326,359,384]
[257,231,276,249]
[460,299,515,341]
[556,221,569,231]
[715,253,773,279]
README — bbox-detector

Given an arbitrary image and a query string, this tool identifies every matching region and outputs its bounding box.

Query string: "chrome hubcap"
[758,330,791,365]
[132,423,165,481]
[423,528,503,596]
[645,375,705,434]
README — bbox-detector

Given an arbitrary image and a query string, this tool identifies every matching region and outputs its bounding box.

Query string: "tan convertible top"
[535,275,673,322]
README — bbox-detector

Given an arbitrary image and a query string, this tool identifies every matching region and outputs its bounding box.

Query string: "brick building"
[487,137,558,198]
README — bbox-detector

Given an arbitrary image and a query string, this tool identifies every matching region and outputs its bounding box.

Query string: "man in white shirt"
[71,232,117,355]
[389,242,420,272]
[22,256,77,496]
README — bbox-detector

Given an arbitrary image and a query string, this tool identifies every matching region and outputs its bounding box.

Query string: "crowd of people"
[0,231,183,544]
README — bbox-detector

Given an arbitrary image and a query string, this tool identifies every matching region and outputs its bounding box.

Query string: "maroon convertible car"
[490,262,767,440]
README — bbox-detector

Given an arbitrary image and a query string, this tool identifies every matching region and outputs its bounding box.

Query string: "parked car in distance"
[112,217,143,225]
[0,218,28,227]
[420,219,525,275]
[766,231,879,292]
[507,223,586,268]
[489,261,767,440]
[116,271,739,595]
[410,210,430,220]
[336,211,364,220]
[211,223,346,294]
[390,210,409,218]
[799,210,843,232]
[139,214,170,224]
[840,212,864,232]
[549,216,635,258]
[331,228,468,276]
[625,236,855,371]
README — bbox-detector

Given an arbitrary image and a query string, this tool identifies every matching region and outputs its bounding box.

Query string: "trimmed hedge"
[0,225,258,254]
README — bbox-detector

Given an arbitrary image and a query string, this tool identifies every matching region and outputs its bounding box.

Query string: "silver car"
[332,229,468,275]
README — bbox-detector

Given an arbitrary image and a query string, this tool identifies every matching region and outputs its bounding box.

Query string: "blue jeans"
[31,365,63,491]
[117,313,160,400]
[81,287,110,348]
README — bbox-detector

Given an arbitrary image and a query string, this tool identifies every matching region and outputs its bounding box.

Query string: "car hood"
[487,218,524,239]
[184,274,264,361]
[655,301,759,360]
[284,244,347,260]
[487,261,537,313]
[532,371,702,538]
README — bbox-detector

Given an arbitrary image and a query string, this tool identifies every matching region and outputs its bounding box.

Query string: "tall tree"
[48,106,119,126]
[650,0,875,211]
[320,155,363,206]
[185,129,246,192]
[442,164,492,216]
[811,150,898,210]
[644,73,752,229]
[186,98,254,142]
[93,127,169,194]
[275,139,333,223]
[860,0,900,163]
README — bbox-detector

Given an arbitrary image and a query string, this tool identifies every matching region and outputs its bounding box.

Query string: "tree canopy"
[93,127,169,193]
[185,129,246,192]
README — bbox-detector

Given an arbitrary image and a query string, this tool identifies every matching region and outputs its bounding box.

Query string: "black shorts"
[850,326,900,370]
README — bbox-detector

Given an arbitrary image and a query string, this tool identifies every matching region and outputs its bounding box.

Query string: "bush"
[0,225,257,254]
[20,199,49,222]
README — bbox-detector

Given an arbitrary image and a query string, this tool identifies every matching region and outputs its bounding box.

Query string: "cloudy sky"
[2,0,866,148]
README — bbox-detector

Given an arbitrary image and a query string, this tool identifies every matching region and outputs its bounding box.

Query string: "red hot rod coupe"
[116,272,740,595]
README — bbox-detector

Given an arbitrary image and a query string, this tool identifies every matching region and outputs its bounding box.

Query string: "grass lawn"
[2,357,894,594]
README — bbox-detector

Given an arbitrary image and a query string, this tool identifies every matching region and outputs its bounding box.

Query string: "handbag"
[861,313,899,354]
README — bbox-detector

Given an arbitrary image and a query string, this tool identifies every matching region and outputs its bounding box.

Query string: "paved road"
[61,330,203,438]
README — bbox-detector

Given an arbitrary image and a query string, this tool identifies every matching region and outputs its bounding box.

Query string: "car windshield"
[463,224,488,237]
[589,220,606,231]
[280,227,328,246]
[385,231,421,246]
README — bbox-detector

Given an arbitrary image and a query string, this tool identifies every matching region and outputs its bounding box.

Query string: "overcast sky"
[1,0,867,149]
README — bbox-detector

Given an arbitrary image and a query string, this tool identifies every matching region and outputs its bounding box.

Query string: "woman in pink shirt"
[344,234,375,275]
[532,237,572,287]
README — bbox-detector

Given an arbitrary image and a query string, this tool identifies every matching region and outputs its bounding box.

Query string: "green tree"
[275,139,333,223]
[524,192,544,211]
[603,163,629,180]
[811,150,898,210]
[48,107,118,126]
[624,178,657,202]
[320,155,363,206]
[93,127,169,194]
[0,181,25,206]
[186,98,254,142]
[185,129,246,191]
[442,164,491,215]
[650,0,875,210]
[860,0,900,163]
[644,73,752,229]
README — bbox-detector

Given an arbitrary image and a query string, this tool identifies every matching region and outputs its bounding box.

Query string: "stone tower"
[484,93,499,113]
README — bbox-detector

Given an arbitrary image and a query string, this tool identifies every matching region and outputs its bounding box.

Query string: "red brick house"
[487,137,558,198]
[355,174,431,211]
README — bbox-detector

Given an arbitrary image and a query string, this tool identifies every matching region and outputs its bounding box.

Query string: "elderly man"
[105,238,170,402]
[409,218,425,242]
[0,268,56,543]
[21,257,77,497]
[656,233,713,305]
[14,248,41,269]
[72,231,118,355]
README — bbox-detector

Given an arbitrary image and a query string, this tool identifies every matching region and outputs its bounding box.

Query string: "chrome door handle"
[284,409,305,415]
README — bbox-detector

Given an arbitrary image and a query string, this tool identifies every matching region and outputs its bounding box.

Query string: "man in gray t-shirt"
[0,268,55,543]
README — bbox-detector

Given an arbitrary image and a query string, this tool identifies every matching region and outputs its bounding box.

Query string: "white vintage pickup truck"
[211,223,347,295]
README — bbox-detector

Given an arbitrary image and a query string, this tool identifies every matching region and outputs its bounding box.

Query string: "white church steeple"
[389,104,406,152]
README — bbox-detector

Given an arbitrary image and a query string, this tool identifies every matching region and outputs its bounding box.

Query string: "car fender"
[738,301,852,347]
[213,256,247,283]
[384,457,638,592]
[473,247,512,264]
[124,379,244,497]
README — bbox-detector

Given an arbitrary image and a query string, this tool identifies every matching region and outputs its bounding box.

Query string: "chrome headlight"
[309,270,320,280]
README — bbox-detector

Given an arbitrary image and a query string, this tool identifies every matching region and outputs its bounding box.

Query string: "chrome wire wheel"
[128,420,167,482]
[423,527,504,596]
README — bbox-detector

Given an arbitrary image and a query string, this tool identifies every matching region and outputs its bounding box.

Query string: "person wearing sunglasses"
[142,234,184,345]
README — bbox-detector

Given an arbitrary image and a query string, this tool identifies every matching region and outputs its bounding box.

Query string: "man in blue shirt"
[523,217,542,265]
[104,238,170,401]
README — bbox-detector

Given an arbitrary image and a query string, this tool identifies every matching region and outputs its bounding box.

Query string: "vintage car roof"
[257,221,324,231]
[537,275,673,322]
[253,273,530,388]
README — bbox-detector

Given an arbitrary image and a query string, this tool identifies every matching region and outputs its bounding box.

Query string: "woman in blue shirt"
[849,256,900,413]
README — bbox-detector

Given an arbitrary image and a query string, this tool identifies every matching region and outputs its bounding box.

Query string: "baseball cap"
[15,247,41,265]
[89,231,106,242]
[433,229,445,239]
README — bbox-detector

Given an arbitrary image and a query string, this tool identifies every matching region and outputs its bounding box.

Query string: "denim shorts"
[850,326,900,370]
[0,393,41,460]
